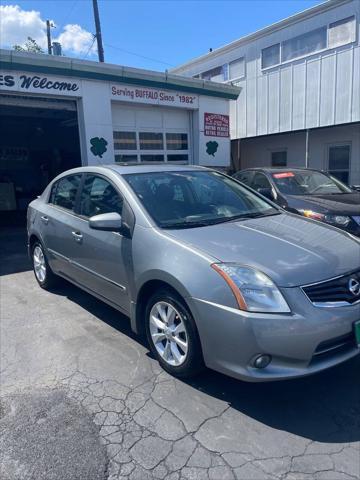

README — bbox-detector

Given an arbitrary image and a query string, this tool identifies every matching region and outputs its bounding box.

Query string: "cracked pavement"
[1,228,359,480]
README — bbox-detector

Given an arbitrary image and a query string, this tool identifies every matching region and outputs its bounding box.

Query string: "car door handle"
[40,215,49,225]
[72,231,83,243]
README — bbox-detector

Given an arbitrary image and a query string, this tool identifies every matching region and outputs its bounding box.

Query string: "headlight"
[324,215,351,226]
[299,209,325,221]
[211,264,291,313]
[299,210,351,227]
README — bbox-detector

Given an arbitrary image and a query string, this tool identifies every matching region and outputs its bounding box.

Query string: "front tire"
[145,288,204,378]
[32,241,58,290]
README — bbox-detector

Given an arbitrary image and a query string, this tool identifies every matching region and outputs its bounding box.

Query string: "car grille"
[302,270,360,306]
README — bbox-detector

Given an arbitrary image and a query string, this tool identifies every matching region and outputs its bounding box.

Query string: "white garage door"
[112,104,191,164]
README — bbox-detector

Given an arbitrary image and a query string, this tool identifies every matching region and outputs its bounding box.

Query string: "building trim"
[0,51,240,100]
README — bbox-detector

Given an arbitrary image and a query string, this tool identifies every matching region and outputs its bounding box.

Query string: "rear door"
[69,173,131,313]
[43,173,83,278]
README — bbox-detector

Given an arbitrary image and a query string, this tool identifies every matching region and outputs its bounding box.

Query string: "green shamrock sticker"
[90,137,108,158]
[206,141,219,157]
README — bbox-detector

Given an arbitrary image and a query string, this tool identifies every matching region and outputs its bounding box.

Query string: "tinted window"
[271,170,352,195]
[233,171,253,186]
[252,173,272,191]
[124,171,278,229]
[79,175,123,217]
[50,174,81,211]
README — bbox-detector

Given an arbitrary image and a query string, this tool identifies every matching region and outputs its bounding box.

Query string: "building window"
[139,132,164,150]
[201,66,225,82]
[328,145,351,184]
[229,57,245,80]
[271,151,287,167]
[113,131,136,150]
[141,154,165,162]
[113,129,189,164]
[115,154,138,163]
[328,16,356,48]
[261,44,280,69]
[166,133,188,150]
[282,27,327,62]
[167,154,189,162]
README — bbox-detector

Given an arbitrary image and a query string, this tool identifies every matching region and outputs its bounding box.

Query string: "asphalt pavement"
[0,227,359,480]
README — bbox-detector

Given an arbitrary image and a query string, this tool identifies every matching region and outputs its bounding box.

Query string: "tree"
[13,37,44,53]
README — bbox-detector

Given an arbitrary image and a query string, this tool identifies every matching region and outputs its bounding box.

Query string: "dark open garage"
[0,94,81,225]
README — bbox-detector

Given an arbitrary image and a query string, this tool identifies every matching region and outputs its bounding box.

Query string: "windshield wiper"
[161,210,280,229]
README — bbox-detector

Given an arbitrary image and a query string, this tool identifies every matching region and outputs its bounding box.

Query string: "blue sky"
[1,0,323,70]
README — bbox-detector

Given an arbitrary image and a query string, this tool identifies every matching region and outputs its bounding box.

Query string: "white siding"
[172,0,360,140]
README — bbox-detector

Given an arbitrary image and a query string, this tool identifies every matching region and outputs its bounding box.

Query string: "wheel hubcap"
[149,301,188,366]
[33,246,46,283]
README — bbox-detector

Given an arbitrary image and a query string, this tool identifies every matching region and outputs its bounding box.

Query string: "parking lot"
[0,227,359,480]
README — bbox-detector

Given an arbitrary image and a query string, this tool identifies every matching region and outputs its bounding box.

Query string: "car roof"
[66,164,209,176]
[240,167,325,174]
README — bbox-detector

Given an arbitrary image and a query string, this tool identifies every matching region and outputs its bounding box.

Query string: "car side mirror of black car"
[257,187,274,200]
[89,212,123,232]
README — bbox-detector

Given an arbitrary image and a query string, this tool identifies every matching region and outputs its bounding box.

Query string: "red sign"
[204,113,229,137]
[273,172,295,179]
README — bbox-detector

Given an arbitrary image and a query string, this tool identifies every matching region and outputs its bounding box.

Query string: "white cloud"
[0,4,96,57]
[55,24,96,56]
[0,5,47,49]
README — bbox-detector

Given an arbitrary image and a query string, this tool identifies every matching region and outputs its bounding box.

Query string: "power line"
[57,0,79,31]
[82,34,97,59]
[104,42,175,67]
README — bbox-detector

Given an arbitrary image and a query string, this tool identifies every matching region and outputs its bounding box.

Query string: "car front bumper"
[188,287,360,382]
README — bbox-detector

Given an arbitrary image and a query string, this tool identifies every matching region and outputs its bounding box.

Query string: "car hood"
[165,213,360,287]
[286,192,360,215]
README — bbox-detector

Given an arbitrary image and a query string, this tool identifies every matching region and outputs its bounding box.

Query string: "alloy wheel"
[149,301,188,366]
[33,245,46,283]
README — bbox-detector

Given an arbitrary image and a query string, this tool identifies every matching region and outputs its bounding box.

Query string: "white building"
[0,49,239,219]
[171,0,360,185]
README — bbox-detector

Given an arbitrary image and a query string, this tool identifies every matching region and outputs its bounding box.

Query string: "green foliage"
[13,37,44,53]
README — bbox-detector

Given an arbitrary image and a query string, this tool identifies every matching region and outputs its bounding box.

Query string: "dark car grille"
[302,270,360,306]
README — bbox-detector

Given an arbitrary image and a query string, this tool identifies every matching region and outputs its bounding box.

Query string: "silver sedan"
[27,165,360,381]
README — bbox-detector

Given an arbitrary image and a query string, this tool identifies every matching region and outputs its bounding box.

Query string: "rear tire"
[32,241,58,290]
[145,288,204,378]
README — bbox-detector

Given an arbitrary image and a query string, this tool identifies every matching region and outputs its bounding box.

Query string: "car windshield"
[271,171,352,196]
[123,170,279,229]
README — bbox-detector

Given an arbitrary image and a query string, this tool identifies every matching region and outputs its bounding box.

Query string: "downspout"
[305,129,310,168]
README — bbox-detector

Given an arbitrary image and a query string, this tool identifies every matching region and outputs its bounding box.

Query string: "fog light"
[253,354,272,369]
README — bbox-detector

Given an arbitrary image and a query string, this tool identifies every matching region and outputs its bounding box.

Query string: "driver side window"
[79,175,123,218]
[252,173,272,192]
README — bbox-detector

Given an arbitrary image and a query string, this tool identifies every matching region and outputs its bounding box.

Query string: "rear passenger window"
[50,174,81,211]
[79,175,123,218]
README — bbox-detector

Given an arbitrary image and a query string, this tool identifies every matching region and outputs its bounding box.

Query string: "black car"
[233,167,360,237]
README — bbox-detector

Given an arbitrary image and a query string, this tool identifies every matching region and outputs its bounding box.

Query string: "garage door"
[112,104,191,164]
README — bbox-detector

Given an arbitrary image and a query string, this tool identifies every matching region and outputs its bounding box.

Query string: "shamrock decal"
[90,137,108,158]
[206,141,219,157]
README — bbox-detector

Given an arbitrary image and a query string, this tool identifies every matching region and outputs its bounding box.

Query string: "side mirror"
[257,187,274,200]
[89,212,122,232]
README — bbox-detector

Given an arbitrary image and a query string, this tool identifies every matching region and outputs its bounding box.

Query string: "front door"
[69,174,131,313]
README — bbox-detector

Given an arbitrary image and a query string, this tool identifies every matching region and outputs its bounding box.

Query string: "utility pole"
[92,0,105,62]
[46,20,52,54]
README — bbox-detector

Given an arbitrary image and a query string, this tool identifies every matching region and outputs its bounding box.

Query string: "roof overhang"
[0,49,240,100]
